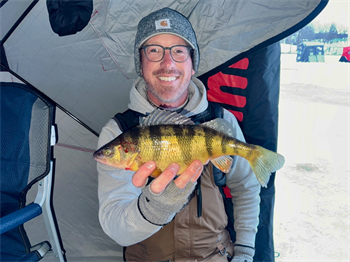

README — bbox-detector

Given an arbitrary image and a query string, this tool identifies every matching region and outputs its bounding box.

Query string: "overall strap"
[113,109,146,132]
[191,101,223,124]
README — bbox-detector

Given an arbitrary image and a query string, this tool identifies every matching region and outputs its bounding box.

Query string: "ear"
[139,49,143,76]
[191,68,195,76]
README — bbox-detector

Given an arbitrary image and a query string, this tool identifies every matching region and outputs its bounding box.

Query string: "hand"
[133,160,203,226]
[132,160,203,193]
[231,245,255,262]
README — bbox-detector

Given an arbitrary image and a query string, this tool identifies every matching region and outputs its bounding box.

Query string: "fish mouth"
[93,149,105,161]
[93,152,109,165]
[93,149,100,157]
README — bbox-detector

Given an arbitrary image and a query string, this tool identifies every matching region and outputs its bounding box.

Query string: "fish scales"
[130,125,222,172]
[222,135,254,159]
[102,125,259,170]
[149,125,163,162]
[172,125,194,166]
[146,125,199,166]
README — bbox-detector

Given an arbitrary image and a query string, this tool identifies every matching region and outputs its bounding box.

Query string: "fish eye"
[103,148,112,155]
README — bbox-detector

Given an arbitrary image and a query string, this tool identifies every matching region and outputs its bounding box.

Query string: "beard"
[145,68,191,105]
[146,83,188,104]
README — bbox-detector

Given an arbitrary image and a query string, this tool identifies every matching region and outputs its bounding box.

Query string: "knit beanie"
[134,7,199,77]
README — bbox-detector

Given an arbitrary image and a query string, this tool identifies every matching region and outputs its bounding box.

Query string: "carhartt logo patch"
[155,19,171,30]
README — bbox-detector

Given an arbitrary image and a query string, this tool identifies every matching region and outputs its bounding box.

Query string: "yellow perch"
[94,110,285,187]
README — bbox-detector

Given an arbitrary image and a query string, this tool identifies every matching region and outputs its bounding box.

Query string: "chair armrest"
[0,203,42,234]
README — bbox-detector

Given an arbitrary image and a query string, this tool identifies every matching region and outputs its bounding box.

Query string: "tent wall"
[199,42,281,261]
[1,0,328,134]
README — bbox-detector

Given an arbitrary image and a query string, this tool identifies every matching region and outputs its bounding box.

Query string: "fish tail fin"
[249,146,285,187]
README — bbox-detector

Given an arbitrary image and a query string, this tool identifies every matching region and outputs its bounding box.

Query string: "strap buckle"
[218,245,227,256]
[217,244,233,261]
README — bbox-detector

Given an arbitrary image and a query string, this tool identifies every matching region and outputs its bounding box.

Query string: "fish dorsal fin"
[211,155,233,173]
[201,118,235,137]
[141,109,195,126]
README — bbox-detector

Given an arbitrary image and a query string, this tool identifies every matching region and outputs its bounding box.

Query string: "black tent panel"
[199,42,281,261]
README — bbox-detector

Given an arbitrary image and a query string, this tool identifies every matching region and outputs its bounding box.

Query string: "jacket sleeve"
[97,119,162,246]
[222,109,261,248]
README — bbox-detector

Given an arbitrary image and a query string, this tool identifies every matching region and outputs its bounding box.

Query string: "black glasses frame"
[140,44,193,63]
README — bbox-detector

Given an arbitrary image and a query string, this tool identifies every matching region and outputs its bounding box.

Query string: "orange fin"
[127,153,139,166]
[126,154,140,171]
[150,167,162,178]
[126,162,139,172]
[211,156,233,173]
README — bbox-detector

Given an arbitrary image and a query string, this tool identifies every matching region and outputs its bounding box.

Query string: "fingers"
[132,161,156,188]
[132,161,180,194]
[150,163,179,194]
[132,160,203,194]
[174,160,203,189]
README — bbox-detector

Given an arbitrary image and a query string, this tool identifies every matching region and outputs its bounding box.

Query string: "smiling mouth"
[158,76,177,81]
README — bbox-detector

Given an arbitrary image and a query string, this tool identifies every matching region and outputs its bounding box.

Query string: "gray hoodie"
[97,76,260,249]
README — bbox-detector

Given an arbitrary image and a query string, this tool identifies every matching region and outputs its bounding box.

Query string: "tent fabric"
[1,0,327,134]
[0,1,328,261]
[47,0,93,36]
[0,44,9,70]
[198,42,281,261]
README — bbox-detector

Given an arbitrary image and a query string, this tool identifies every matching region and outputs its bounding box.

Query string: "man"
[97,7,260,262]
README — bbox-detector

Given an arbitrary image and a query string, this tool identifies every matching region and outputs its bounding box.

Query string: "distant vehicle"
[339,46,350,62]
[296,42,325,62]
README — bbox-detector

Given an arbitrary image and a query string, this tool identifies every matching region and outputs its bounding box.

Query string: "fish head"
[93,141,140,171]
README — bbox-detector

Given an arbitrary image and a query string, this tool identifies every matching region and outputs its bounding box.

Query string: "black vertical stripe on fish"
[221,135,231,155]
[185,126,196,164]
[127,126,140,145]
[205,127,214,158]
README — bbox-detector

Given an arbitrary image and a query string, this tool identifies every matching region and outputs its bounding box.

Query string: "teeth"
[158,76,176,81]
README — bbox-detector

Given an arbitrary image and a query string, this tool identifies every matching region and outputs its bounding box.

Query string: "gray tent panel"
[2,0,327,134]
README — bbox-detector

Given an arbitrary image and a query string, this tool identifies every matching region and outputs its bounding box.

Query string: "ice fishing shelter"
[339,46,350,62]
[0,0,328,261]
[296,42,325,62]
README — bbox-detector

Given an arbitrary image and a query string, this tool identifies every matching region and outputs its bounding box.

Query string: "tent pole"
[0,63,99,137]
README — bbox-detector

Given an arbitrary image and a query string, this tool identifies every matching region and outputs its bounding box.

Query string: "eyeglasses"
[141,45,193,63]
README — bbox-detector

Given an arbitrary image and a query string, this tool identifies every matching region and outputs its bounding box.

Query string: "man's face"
[140,34,195,108]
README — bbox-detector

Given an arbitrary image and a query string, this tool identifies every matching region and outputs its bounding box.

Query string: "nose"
[160,49,175,67]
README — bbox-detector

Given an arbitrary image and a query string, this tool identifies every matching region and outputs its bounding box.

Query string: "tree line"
[284,22,348,45]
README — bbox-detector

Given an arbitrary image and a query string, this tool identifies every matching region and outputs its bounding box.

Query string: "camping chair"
[0,82,66,261]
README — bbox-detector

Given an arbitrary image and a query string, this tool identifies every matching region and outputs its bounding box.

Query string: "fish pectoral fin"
[127,161,139,171]
[150,167,162,178]
[211,156,233,173]
[126,153,139,171]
